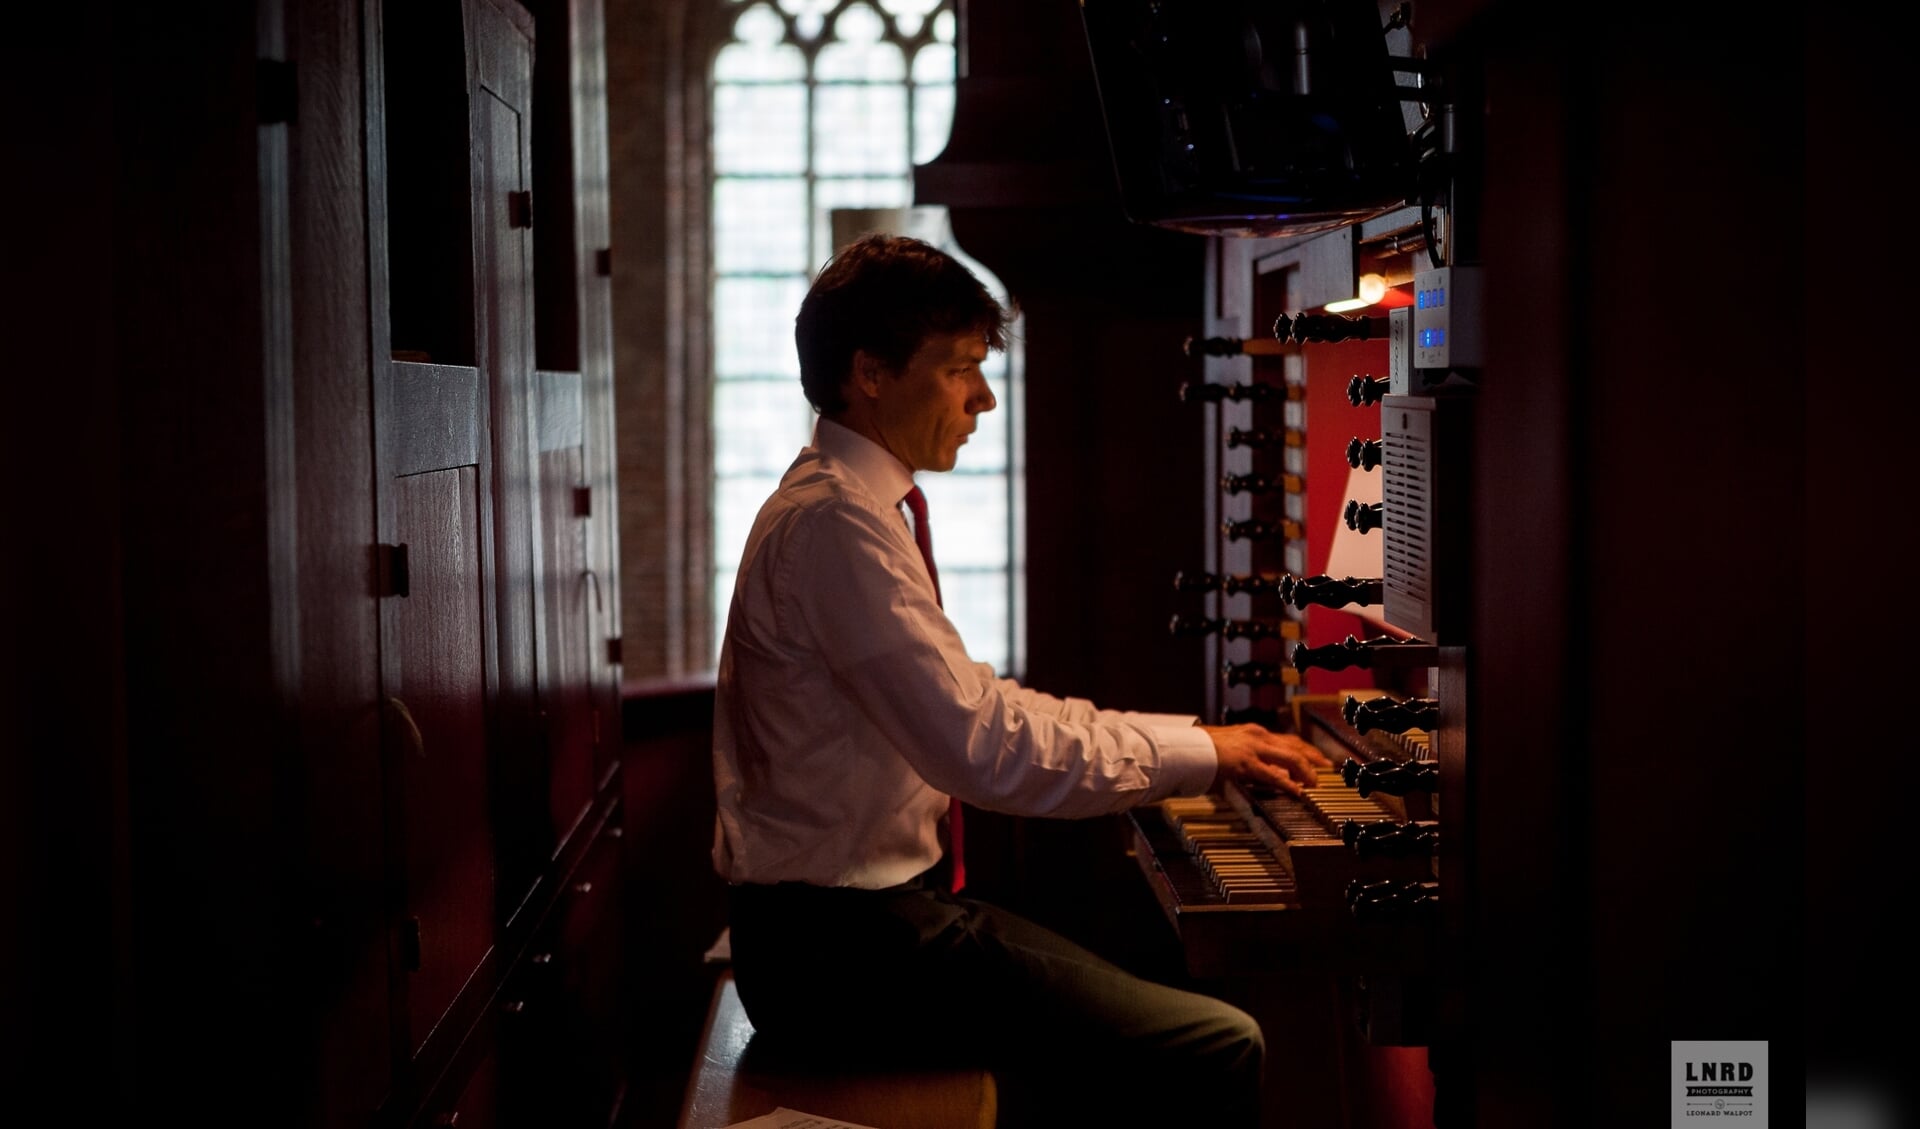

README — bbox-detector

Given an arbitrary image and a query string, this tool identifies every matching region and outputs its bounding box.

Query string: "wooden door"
[537,369,600,844]
[385,413,496,1055]
[375,0,500,1060]
[469,0,549,910]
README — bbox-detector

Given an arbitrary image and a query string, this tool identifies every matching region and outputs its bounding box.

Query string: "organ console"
[1348,374,1391,407]
[1149,266,1460,1119]
[1173,570,1316,598]
[1169,614,1302,642]
[1345,819,1439,860]
[1171,570,1222,594]
[1342,756,1439,798]
[1221,572,1290,597]
[1179,380,1301,404]
[1292,635,1438,673]
[1347,879,1441,924]
[1184,334,1300,358]
[1223,659,1299,688]
[1280,573,1386,610]
[1343,693,1441,735]
[1104,6,1607,1116]
[1222,517,1304,542]
[1274,311,1392,344]
[1227,425,1302,449]
[1127,697,1436,979]
[1221,471,1305,496]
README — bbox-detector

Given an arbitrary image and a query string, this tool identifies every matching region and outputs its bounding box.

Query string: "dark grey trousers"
[727,876,1264,1127]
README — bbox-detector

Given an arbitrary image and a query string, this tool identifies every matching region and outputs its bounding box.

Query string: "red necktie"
[904,485,964,893]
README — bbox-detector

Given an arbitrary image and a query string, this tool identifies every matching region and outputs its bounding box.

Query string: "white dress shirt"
[712,417,1218,889]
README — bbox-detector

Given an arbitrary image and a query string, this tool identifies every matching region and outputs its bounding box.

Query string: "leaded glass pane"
[815,37,906,82]
[734,2,786,44]
[716,5,803,80]
[916,474,1008,569]
[831,3,884,43]
[713,379,813,475]
[912,82,954,165]
[775,0,834,40]
[812,178,913,265]
[937,570,1009,672]
[879,0,940,38]
[714,276,808,379]
[714,39,806,82]
[715,474,785,569]
[910,42,953,83]
[948,376,1009,469]
[715,178,809,273]
[714,84,807,173]
[812,85,908,175]
[713,0,1017,673]
[817,6,902,81]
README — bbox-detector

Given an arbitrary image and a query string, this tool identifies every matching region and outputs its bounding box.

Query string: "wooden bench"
[678,969,997,1129]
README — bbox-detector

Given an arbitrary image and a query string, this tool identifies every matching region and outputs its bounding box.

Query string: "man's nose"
[970,374,996,414]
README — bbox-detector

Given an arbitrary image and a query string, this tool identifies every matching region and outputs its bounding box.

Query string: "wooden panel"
[392,465,496,1053]
[96,4,285,1116]
[536,369,583,452]
[391,362,482,476]
[553,0,626,773]
[540,440,597,842]
[433,1035,502,1129]
[292,0,393,1116]
[549,807,627,1116]
[472,0,547,911]
[501,802,628,1127]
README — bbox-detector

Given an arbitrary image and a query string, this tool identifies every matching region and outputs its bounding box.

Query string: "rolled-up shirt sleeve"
[789,499,1217,817]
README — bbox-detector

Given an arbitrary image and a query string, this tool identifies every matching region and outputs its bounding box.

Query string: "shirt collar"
[814,417,917,508]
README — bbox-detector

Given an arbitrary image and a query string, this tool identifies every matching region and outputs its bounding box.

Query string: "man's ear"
[850,349,887,401]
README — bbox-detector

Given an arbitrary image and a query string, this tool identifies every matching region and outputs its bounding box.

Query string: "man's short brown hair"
[794,234,1011,415]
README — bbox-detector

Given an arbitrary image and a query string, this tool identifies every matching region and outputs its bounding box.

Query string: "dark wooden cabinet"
[39,1,629,1125]
[375,0,628,1120]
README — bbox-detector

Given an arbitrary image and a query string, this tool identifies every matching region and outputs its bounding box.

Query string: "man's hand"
[1199,724,1334,797]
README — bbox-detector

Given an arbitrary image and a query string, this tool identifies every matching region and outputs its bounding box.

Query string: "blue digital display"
[1419,328,1446,348]
[1416,286,1446,309]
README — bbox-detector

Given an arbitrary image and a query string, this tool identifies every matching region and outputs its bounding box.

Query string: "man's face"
[868,330,995,474]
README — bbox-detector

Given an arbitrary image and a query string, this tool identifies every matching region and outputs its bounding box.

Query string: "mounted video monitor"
[1080,0,1421,239]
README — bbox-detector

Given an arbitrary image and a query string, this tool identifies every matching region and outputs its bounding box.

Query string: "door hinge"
[573,485,592,517]
[508,190,533,229]
[606,637,622,666]
[377,543,411,598]
[257,58,297,125]
[402,917,422,972]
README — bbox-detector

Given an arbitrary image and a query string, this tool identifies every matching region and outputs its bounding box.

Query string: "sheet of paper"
[720,1108,881,1129]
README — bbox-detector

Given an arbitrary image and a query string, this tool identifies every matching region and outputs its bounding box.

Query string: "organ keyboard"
[1128,696,1438,978]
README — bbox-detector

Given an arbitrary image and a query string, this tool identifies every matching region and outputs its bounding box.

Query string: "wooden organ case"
[75,2,633,1126]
